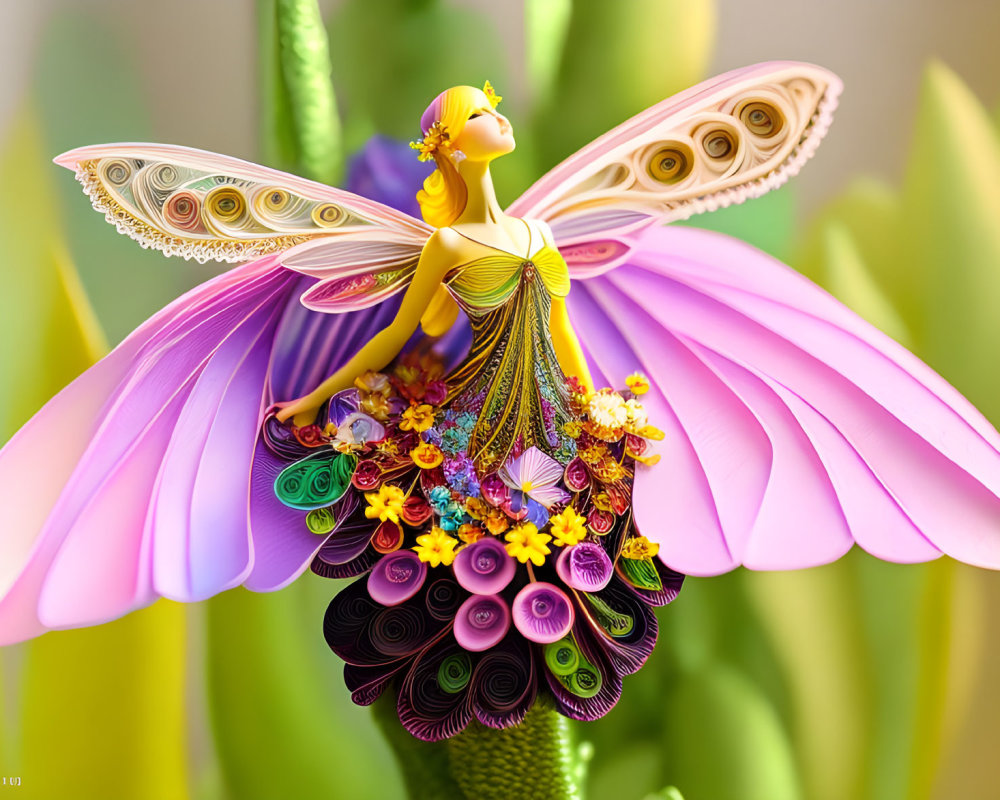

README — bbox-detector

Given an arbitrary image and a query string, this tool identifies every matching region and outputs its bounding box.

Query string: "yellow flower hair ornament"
[409,121,453,163]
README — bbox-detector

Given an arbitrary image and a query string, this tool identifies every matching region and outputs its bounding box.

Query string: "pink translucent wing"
[509,62,841,277]
[0,257,300,643]
[567,226,1000,575]
[0,251,425,643]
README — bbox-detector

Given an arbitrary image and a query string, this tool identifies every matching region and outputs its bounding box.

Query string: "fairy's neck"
[454,160,503,225]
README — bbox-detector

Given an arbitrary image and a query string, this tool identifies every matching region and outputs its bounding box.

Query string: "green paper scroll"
[275,449,356,510]
[619,556,663,591]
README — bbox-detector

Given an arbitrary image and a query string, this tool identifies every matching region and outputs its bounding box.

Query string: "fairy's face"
[452,91,515,162]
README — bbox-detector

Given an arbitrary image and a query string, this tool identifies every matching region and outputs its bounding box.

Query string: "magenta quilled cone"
[454,594,511,652]
[367,550,427,606]
[512,582,575,644]
[556,542,613,592]
[453,537,516,595]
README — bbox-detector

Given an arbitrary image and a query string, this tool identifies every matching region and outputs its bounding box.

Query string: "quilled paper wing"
[567,225,1000,575]
[55,143,431,311]
[508,62,841,278]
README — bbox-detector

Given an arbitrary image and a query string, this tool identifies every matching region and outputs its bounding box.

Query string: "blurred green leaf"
[328,0,508,141]
[205,580,404,800]
[534,0,716,169]
[899,61,1000,417]
[588,740,663,800]
[744,559,870,800]
[32,9,206,344]
[0,113,106,434]
[0,108,190,800]
[685,183,797,262]
[793,178,906,319]
[662,663,802,800]
[20,601,189,800]
[796,220,911,347]
[525,0,573,108]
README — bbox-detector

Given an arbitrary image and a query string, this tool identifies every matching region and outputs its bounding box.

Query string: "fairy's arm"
[538,221,595,393]
[277,231,454,423]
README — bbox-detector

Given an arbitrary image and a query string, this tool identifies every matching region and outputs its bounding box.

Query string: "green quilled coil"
[305,506,337,535]
[618,556,663,591]
[566,666,602,698]
[274,450,357,510]
[543,638,580,677]
[582,592,634,638]
[437,653,473,694]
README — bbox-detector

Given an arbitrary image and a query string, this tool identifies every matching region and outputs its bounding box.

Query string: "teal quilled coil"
[275,450,357,510]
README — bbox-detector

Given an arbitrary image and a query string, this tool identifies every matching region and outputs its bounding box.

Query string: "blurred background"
[1,1,999,798]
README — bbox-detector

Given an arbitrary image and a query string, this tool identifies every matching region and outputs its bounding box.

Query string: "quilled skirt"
[263,351,683,741]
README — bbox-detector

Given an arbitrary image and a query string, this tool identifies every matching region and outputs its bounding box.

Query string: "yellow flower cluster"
[413,526,459,567]
[400,403,435,433]
[410,441,444,469]
[549,507,588,547]
[355,371,392,421]
[621,535,659,560]
[364,484,405,524]
[409,121,452,162]
[505,523,552,566]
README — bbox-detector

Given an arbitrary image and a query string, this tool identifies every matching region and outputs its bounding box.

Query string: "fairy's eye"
[468,112,482,120]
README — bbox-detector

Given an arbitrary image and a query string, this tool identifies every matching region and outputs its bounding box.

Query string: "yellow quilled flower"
[562,420,582,438]
[458,523,485,545]
[354,370,391,396]
[505,522,552,566]
[464,497,489,520]
[484,508,510,535]
[413,526,459,567]
[591,492,613,512]
[621,535,660,560]
[482,79,502,108]
[364,484,406,524]
[626,373,650,395]
[410,442,444,469]
[579,445,608,465]
[400,403,435,433]
[360,393,391,421]
[549,507,588,547]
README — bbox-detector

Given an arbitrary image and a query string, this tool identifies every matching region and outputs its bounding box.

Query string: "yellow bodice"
[441,225,577,472]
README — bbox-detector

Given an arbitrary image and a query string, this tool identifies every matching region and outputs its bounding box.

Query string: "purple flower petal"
[454,594,511,652]
[512,582,575,644]
[453,537,516,595]
[556,543,613,592]
[526,498,550,528]
[367,551,427,606]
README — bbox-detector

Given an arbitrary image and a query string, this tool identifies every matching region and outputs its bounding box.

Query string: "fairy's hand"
[274,394,322,426]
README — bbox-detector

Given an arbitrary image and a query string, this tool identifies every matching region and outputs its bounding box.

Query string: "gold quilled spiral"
[739,101,784,138]
[646,143,693,184]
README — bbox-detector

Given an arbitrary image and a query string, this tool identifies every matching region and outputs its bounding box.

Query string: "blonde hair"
[415,86,483,228]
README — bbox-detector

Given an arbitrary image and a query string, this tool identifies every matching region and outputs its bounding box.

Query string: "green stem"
[373,692,585,800]
[259,0,342,183]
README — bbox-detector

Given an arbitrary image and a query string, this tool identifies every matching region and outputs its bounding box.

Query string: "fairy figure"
[2,64,999,741]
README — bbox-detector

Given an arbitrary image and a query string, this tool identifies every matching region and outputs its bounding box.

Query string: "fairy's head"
[412,82,513,227]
